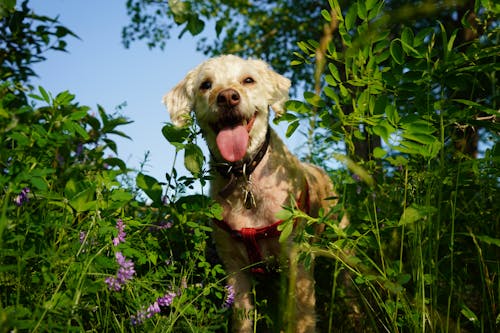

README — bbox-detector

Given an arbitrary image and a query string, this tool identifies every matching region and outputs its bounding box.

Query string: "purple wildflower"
[79,231,86,244]
[148,220,173,232]
[116,252,135,281]
[222,284,235,309]
[13,187,30,206]
[112,218,126,246]
[105,251,135,291]
[131,291,177,325]
[146,301,161,318]
[130,310,147,326]
[157,291,177,307]
[104,276,122,291]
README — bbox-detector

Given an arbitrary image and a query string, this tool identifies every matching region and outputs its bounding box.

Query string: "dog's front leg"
[295,263,316,333]
[284,245,316,333]
[227,270,254,333]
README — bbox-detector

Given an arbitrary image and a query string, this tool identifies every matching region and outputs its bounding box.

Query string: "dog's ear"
[163,70,196,127]
[253,60,291,117]
[268,70,290,117]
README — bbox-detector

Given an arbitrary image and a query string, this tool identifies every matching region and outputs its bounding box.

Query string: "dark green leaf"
[390,40,404,64]
[187,15,205,36]
[286,120,300,138]
[162,123,190,144]
[104,157,127,172]
[136,173,163,204]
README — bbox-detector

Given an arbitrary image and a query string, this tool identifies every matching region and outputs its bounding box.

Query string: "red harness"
[213,183,310,274]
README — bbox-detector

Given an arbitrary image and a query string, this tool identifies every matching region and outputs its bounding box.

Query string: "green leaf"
[210,203,223,220]
[68,110,88,121]
[184,143,204,176]
[400,119,436,134]
[385,104,400,125]
[373,147,387,159]
[373,120,396,142]
[401,132,437,145]
[69,187,96,212]
[475,235,500,247]
[390,40,404,64]
[275,209,293,221]
[328,63,341,82]
[323,86,340,105]
[103,157,127,172]
[69,121,90,140]
[286,100,311,114]
[401,27,414,51]
[31,177,48,191]
[187,15,205,36]
[54,91,75,106]
[447,28,458,53]
[304,91,325,108]
[286,120,300,138]
[345,3,358,31]
[460,304,479,326]
[321,9,331,22]
[357,1,367,20]
[325,74,337,86]
[278,220,294,243]
[136,173,163,204]
[399,205,436,226]
[38,86,51,104]
[110,190,134,203]
[365,0,378,11]
[162,123,190,145]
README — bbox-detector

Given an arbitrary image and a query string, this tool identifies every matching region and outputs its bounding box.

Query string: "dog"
[164,55,342,332]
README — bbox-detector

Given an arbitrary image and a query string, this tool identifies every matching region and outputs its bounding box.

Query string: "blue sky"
[30,0,208,186]
[29,0,300,192]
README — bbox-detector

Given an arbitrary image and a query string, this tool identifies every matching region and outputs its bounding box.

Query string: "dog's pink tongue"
[216,125,249,162]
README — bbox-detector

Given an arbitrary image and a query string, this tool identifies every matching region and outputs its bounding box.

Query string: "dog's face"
[164,55,290,163]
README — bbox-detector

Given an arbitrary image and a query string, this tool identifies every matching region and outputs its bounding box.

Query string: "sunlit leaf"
[184,143,204,176]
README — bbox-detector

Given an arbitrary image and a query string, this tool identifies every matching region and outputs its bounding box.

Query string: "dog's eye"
[200,80,212,90]
[243,77,255,84]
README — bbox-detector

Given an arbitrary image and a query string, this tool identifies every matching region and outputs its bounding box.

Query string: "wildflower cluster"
[130,291,177,325]
[105,251,136,291]
[13,187,30,206]
[105,219,135,291]
[112,218,126,246]
[222,284,235,309]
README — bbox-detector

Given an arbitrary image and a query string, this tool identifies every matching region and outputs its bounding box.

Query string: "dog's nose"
[217,89,240,108]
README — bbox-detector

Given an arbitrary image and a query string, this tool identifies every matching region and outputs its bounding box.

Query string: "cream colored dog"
[164,55,337,332]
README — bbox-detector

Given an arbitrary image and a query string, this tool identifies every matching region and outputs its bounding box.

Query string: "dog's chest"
[214,169,296,231]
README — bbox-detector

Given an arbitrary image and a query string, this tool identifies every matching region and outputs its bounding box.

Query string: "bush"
[0,84,233,332]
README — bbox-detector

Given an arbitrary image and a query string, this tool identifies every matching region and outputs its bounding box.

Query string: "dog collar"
[212,126,271,198]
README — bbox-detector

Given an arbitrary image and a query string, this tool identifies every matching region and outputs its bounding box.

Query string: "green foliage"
[0,3,230,332]
[0,82,230,331]
[2,0,499,332]
[0,0,78,85]
[283,0,499,331]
